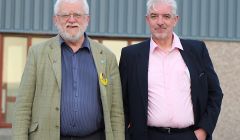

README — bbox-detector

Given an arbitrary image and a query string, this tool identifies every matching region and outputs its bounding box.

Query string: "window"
[2,37,27,124]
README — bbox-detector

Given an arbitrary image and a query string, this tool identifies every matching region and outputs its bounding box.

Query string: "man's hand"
[194,128,207,140]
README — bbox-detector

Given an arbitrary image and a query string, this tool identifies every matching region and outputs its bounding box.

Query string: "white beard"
[56,23,87,42]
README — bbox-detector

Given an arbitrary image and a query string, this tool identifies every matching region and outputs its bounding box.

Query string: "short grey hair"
[54,0,89,15]
[146,0,177,15]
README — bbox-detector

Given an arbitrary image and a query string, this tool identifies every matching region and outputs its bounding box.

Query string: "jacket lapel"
[48,35,62,90]
[136,39,150,117]
[89,39,107,102]
[89,38,106,79]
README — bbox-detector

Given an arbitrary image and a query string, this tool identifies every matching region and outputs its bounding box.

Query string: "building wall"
[0,34,239,139]
[205,41,240,140]
[0,0,240,41]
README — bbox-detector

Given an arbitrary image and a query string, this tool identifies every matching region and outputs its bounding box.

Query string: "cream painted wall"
[3,37,27,89]
[102,40,128,62]
[32,37,49,45]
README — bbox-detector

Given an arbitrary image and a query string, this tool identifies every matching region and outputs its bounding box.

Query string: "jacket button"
[55,107,59,111]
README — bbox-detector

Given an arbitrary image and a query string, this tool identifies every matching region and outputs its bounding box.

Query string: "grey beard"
[56,24,86,43]
[59,29,83,42]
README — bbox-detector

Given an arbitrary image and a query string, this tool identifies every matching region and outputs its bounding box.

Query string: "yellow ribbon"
[99,73,108,86]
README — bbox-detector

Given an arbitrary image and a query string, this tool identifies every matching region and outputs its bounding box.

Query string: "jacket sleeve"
[197,41,223,136]
[108,53,125,140]
[13,47,37,140]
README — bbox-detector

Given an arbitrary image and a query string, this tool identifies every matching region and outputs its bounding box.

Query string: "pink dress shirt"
[147,33,194,128]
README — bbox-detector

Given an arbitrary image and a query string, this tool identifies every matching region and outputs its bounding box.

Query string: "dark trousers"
[148,127,198,140]
[61,130,105,140]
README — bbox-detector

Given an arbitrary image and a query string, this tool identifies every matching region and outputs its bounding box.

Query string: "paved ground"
[0,128,12,140]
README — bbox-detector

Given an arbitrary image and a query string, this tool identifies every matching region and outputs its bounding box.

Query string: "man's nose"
[67,15,77,22]
[156,16,164,24]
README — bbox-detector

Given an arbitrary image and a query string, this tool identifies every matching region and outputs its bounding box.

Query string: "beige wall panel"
[3,37,27,85]
[32,37,50,45]
[205,41,240,140]
[102,40,127,62]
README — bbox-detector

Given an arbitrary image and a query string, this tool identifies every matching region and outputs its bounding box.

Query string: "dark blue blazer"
[119,39,223,140]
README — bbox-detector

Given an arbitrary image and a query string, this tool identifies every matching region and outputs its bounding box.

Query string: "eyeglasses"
[57,13,88,20]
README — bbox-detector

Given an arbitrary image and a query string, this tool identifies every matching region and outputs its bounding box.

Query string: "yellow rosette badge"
[99,73,108,86]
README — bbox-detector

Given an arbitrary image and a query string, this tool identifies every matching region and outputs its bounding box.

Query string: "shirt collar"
[150,32,183,53]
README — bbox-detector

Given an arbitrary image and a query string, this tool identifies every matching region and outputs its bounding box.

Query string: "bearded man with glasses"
[13,0,124,140]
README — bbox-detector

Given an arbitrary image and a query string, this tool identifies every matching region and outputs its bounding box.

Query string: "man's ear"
[173,15,179,27]
[86,15,90,23]
[53,16,58,25]
[145,15,150,26]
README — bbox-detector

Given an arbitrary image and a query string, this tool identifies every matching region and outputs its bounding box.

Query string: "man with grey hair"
[119,0,223,140]
[13,0,124,140]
